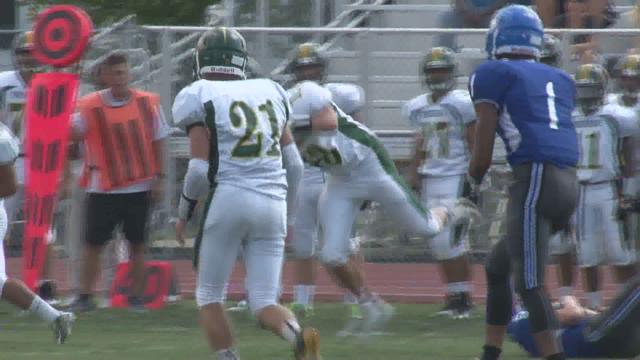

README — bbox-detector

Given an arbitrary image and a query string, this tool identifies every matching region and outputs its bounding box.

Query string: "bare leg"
[200,303,234,351]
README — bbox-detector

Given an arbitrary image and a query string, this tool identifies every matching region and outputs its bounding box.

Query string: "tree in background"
[31,0,219,26]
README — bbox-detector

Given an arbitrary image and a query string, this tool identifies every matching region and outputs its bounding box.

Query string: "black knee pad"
[485,269,512,326]
[518,286,558,333]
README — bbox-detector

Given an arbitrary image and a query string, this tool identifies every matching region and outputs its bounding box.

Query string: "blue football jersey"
[470,60,579,168]
[507,311,607,358]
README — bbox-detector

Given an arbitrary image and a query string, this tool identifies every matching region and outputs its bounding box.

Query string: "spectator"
[69,52,168,313]
[438,0,514,49]
[601,1,640,56]
[548,0,617,64]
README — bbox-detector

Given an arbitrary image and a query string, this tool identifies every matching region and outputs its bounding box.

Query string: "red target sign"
[32,5,93,67]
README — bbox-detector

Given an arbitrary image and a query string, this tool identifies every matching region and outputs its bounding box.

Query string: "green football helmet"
[616,54,640,98]
[291,42,326,82]
[195,27,247,79]
[12,31,45,77]
[574,63,608,115]
[540,34,561,67]
[421,47,456,92]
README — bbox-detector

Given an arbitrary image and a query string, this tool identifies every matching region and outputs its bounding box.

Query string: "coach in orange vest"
[70,52,168,312]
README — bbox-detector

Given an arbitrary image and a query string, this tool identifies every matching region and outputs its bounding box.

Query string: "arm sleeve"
[177,158,210,221]
[469,62,511,111]
[282,143,303,225]
[172,85,206,132]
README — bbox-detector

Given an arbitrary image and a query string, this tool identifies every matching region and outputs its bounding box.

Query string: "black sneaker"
[435,293,461,317]
[38,280,59,305]
[455,292,474,319]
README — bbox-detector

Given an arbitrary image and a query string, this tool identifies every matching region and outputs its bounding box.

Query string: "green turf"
[0,302,590,360]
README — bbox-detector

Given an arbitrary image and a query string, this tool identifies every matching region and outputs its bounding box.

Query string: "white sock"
[586,291,601,309]
[29,296,60,323]
[281,319,301,344]
[216,349,239,360]
[293,285,307,305]
[343,291,358,305]
[306,285,315,305]
[447,282,471,294]
[557,286,573,298]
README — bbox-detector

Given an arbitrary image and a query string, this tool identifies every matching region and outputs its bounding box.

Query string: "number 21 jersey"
[172,78,290,200]
[469,60,579,168]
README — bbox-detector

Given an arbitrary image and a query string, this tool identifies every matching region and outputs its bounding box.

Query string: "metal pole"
[224,0,235,27]
[357,30,371,127]
[258,0,268,69]
[159,30,174,226]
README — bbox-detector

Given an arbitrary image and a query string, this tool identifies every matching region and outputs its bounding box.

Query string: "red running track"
[5,258,619,303]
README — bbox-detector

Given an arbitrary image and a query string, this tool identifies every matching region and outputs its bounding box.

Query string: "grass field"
[0,302,543,360]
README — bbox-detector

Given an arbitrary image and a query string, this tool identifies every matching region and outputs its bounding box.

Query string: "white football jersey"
[289,81,382,177]
[287,81,329,185]
[172,78,290,200]
[324,82,365,116]
[574,104,638,183]
[0,71,27,140]
[402,90,476,177]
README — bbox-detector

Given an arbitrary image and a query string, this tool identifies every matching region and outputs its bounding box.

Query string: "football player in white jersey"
[540,35,579,300]
[287,43,367,325]
[0,122,74,344]
[288,77,478,334]
[172,28,318,360]
[402,47,476,318]
[0,31,60,303]
[573,64,638,310]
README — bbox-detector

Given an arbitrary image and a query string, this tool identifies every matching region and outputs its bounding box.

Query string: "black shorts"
[86,191,151,247]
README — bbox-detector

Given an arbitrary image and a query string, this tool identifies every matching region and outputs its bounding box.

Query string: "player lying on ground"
[508,275,640,358]
[172,27,319,360]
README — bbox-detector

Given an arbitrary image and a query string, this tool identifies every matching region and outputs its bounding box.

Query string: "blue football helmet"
[485,5,544,60]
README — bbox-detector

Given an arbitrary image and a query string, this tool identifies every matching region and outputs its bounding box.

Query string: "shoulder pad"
[172,81,207,131]
[288,81,331,128]
[324,83,365,115]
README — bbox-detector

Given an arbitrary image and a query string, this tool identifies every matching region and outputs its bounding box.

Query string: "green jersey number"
[225,100,281,158]
[578,130,601,169]
[422,121,450,159]
[303,144,342,167]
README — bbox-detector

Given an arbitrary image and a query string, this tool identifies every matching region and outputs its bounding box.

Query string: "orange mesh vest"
[78,90,158,191]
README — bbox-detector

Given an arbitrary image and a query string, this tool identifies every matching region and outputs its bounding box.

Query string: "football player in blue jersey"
[508,274,640,358]
[466,5,579,360]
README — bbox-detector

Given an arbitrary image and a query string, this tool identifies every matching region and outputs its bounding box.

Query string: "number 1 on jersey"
[546,81,559,130]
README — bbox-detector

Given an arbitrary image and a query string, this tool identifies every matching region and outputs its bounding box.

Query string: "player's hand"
[462,173,481,205]
[175,219,186,247]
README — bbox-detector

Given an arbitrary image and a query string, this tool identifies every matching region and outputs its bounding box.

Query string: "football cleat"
[294,327,322,360]
[360,297,394,334]
[51,312,75,344]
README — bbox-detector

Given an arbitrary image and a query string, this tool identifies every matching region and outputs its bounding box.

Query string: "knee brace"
[518,286,558,333]
[485,269,513,326]
[348,236,360,256]
[195,284,226,308]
